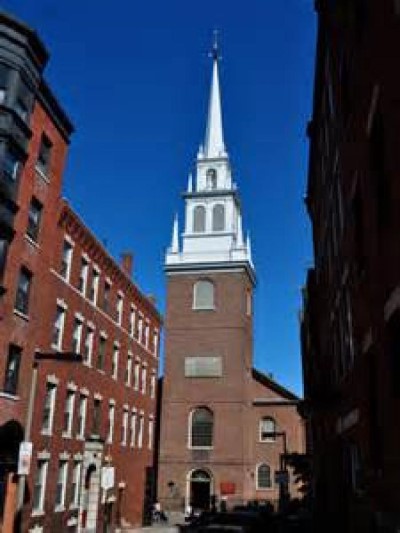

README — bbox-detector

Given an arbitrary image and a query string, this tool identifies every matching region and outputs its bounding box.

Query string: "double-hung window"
[55,460,68,510]
[83,326,94,366]
[15,267,32,315]
[77,394,87,439]
[3,150,20,182]
[78,257,89,295]
[133,359,140,391]
[71,460,82,508]
[3,344,22,395]
[89,268,100,304]
[112,344,119,380]
[42,382,57,434]
[92,398,101,435]
[72,317,83,354]
[107,402,115,444]
[63,389,75,436]
[52,305,66,350]
[26,197,43,242]
[97,336,106,370]
[121,408,129,446]
[137,413,144,448]
[130,410,137,447]
[141,365,147,395]
[36,134,52,176]
[60,239,73,281]
[148,417,154,450]
[33,459,48,513]
[116,294,123,325]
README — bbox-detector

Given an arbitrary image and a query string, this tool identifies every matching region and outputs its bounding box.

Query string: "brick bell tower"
[158,35,256,512]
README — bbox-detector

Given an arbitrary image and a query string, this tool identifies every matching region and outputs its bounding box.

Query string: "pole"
[16,361,38,523]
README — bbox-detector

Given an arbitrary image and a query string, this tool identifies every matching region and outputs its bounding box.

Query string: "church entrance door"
[190,470,212,511]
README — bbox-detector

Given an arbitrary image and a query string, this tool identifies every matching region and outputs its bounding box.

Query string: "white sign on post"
[18,441,33,475]
[101,466,115,490]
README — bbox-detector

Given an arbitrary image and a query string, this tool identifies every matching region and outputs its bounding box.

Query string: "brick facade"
[302,1,400,531]
[158,269,304,512]
[0,11,161,531]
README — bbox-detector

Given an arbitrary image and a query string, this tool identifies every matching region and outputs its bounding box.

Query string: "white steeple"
[165,35,255,282]
[203,33,226,159]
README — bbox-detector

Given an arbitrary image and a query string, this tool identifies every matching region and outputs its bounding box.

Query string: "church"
[157,39,304,512]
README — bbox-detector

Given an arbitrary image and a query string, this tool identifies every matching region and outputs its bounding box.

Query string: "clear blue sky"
[4,0,316,396]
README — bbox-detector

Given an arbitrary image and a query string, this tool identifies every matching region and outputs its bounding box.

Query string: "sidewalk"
[118,511,184,533]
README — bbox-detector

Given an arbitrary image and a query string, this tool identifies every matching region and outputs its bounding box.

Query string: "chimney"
[121,252,133,278]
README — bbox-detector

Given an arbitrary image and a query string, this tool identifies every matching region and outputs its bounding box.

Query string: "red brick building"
[158,41,304,513]
[302,1,400,531]
[0,11,161,532]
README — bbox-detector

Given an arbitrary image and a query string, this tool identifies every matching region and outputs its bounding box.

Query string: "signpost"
[101,466,115,491]
[17,441,32,476]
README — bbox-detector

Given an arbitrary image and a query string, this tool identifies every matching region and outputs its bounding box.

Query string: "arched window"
[193,205,206,233]
[193,280,214,310]
[212,204,225,232]
[259,417,276,442]
[190,407,213,448]
[206,168,217,189]
[256,463,272,489]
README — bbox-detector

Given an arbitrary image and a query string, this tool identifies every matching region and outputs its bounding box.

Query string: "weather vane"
[209,29,222,61]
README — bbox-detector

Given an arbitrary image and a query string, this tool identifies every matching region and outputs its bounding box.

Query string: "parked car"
[181,511,265,533]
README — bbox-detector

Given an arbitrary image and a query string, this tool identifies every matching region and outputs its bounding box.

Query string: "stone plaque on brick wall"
[185,356,222,377]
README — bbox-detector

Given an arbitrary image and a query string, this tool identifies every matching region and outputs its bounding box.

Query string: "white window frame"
[259,417,277,443]
[126,354,133,386]
[137,413,144,448]
[77,394,87,439]
[134,359,140,391]
[256,463,272,490]
[112,344,119,380]
[107,402,115,444]
[144,322,150,348]
[150,372,156,399]
[61,237,74,282]
[129,305,136,337]
[52,304,66,351]
[148,417,154,450]
[72,316,83,354]
[130,410,137,448]
[79,257,89,295]
[137,315,143,343]
[153,330,159,357]
[32,459,48,514]
[116,294,123,326]
[188,407,214,450]
[70,460,82,508]
[62,389,75,437]
[83,326,94,366]
[121,408,129,446]
[141,365,147,395]
[55,459,68,510]
[41,381,57,435]
[193,280,215,310]
[90,267,100,305]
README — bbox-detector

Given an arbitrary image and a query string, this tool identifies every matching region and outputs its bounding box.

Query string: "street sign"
[274,470,289,485]
[101,466,115,490]
[17,441,33,475]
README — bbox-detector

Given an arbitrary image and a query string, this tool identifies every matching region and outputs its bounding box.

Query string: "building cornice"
[164,260,256,286]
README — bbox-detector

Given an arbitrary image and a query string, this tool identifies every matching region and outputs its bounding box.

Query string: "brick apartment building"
[302,1,400,531]
[0,11,161,532]
[158,41,304,513]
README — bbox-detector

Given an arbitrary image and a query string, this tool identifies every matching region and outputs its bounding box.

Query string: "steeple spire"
[204,30,226,159]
